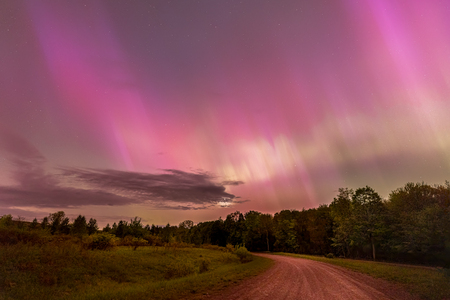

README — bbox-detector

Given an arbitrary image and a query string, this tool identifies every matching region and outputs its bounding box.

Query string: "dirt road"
[206,253,417,300]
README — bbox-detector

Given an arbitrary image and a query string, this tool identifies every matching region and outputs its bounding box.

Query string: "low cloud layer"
[0,129,244,210]
[60,168,242,208]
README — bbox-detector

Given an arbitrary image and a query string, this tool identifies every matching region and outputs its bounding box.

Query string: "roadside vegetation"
[276,252,450,300]
[0,223,270,299]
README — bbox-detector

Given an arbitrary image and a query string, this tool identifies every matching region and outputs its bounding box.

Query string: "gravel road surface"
[205,253,418,300]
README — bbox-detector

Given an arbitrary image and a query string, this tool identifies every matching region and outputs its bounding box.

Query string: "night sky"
[2,0,450,226]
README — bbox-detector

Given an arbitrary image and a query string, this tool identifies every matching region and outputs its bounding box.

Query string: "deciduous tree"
[351,186,386,260]
[330,188,354,257]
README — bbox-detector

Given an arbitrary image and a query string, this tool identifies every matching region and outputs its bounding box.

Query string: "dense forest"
[1,181,449,267]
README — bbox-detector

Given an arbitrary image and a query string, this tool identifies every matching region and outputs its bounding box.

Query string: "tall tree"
[178,220,194,243]
[30,218,39,229]
[244,211,263,251]
[387,182,450,254]
[41,216,49,230]
[352,186,386,260]
[210,219,227,246]
[224,211,245,246]
[87,218,98,235]
[103,223,112,233]
[115,220,128,238]
[260,214,274,252]
[49,211,67,235]
[129,217,144,238]
[273,210,299,252]
[330,188,354,257]
[308,205,333,255]
[60,217,71,234]
[72,215,87,236]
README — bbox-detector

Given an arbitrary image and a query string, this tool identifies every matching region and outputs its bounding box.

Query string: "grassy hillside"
[274,253,450,300]
[0,242,272,300]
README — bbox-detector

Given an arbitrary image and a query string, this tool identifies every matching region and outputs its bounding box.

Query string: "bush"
[144,234,164,246]
[220,252,238,264]
[83,232,118,250]
[326,253,335,259]
[121,235,148,250]
[0,215,13,227]
[226,243,235,252]
[0,227,49,245]
[234,246,253,263]
[198,258,211,273]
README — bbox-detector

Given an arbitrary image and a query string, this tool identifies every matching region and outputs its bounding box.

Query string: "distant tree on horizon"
[72,215,87,236]
[87,218,98,235]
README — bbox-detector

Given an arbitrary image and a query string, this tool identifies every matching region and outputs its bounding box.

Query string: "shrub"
[234,246,253,263]
[226,243,235,252]
[131,237,148,250]
[0,215,13,227]
[198,258,211,273]
[326,253,335,259]
[144,234,164,246]
[83,232,118,250]
[0,227,48,245]
[220,252,238,264]
[120,235,148,250]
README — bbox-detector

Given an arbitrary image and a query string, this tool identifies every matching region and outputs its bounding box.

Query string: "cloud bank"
[0,129,244,210]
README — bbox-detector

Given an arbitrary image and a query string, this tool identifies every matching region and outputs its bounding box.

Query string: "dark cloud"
[0,129,245,210]
[60,168,240,208]
[222,180,245,186]
[233,199,250,204]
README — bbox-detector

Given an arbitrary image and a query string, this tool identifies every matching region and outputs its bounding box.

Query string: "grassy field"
[0,242,273,300]
[4,234,447,300]
[274,252,450,300]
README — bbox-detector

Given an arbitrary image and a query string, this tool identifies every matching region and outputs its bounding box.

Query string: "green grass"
[273,252,450,300]
[0,242,273,300]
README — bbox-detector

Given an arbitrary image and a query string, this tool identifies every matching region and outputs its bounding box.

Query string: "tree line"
[2,181,449,266]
